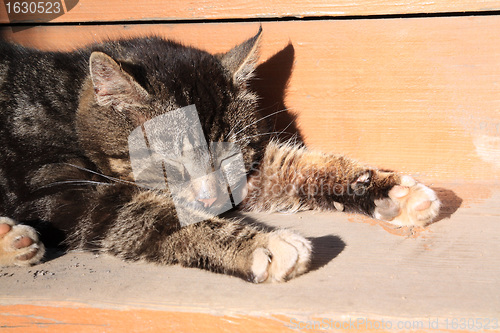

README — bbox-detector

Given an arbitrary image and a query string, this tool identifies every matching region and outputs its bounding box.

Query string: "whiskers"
[226,107,293,142]
[38,163,145,191]
[234,131,287,144]
[40,180,114,189]
[233,113,298,146]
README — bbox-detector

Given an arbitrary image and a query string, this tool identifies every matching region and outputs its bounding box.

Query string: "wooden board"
[0,195,500,330]
[1,0,500,24]
[1,18,500,183]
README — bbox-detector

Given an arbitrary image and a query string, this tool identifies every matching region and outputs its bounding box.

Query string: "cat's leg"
[163,219,311,283]
[243,142,440,227]
[0,217,45,266]
[92,190,311,283]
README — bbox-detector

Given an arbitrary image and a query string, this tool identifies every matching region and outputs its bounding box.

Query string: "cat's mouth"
[197,197,218,208]
[186,197,218,211]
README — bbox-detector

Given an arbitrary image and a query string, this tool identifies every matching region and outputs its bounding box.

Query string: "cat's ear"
[89,52,149,109]
[219,26,262,84]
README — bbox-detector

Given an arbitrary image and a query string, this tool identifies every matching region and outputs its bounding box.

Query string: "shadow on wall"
[251,42,304,143]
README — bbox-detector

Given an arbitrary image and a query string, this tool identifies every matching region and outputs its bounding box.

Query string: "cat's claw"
[251,229,311,283]
[374,176,440,227]
[0,217,45,267]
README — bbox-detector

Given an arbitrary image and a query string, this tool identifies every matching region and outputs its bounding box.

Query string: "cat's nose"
[197,197,217,208]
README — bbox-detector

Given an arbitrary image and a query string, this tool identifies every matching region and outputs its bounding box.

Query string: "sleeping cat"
[0,28,440,282]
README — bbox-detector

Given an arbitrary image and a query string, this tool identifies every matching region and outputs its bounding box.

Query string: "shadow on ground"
[432,187,463,223]
[308,235,346,272]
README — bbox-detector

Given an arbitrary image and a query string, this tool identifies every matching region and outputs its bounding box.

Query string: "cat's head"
[77,28,266,211]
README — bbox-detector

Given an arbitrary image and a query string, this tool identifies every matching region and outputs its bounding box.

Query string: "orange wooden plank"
[1,0,500,24]
[1,304,482,333]
[1,18,499,183]
[0,304,296,333]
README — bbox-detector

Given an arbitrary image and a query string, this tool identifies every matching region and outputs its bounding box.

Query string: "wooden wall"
[1,0,500,183]
[1,0,500,22]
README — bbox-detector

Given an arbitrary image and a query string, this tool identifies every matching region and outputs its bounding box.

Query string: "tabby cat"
[0,28,440,282]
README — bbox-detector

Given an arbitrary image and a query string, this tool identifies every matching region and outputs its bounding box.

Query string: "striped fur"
[0,28,439,281]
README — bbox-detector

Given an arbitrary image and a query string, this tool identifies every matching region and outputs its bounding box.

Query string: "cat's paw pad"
[374,176,440,227]
[251,229,311,283]
[0,217,45,267]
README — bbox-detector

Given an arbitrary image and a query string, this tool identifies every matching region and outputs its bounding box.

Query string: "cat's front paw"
[374,176,440,227]
[250,229,311,283]
[0,217,45,267]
